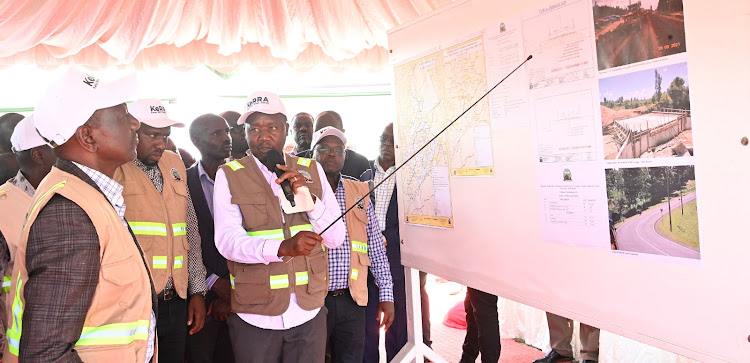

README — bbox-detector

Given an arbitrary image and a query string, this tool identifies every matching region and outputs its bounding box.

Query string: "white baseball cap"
[238,91,287,125]
[34,68,137,147]
[10,115,47,152]
[311,126,347,149]
[128,98,184,128]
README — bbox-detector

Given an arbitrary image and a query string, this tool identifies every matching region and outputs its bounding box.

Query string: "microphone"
[265,149,296,207]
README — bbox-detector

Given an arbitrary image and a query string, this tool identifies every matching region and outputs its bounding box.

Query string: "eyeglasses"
[230,125,244,134]
[380,135,394,144]
[315,145,346,155]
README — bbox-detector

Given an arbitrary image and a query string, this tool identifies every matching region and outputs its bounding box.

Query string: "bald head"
[190,113,231,162]
[315,111,344,132]
[0,113,24,153]
[219,111,241,125]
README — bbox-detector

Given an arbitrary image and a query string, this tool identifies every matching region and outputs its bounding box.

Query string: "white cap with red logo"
[33,68,137,147]
[238,91,287,125]
[10,115,47,152]
[128,98,184,128]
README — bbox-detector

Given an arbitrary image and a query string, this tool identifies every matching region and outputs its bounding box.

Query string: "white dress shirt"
[213,154,345,330]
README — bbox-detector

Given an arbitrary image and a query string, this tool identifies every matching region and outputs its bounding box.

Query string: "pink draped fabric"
[0,0,452,71]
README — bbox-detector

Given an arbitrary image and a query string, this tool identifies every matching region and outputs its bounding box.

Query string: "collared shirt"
[71,161,155,363]
[197,161,215,217]
[373,160,396,232]
[213,154,346,330]
[328,177,393,302]
[10,170,35,197]
[131,158,207,296]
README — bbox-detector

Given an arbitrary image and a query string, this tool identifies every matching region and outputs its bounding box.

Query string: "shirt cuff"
[306,194,326,221]
[206,274,220,291]
[263,239,284,264]
[379,283,395,302]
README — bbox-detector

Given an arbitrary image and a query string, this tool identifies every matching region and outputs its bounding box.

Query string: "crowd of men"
[0,69,598,363]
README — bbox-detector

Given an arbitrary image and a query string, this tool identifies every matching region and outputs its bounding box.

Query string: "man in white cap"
[4,69,157,362]
[114,98,207,363]
[0,115,57,357]
[311,126,394,362]
[213,91,345,362]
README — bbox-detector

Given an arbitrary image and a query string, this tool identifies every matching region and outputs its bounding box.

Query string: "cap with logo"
[310,126,347,149]
[33,68,137,147]
[238,91,286,125]
[10,115,47,153]
[128,98,184,128]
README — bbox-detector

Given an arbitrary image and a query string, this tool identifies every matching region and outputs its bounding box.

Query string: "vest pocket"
[305,253,327,294]
[357,251,372,266]
[232,264,271,305]
[233,193,269,228]
[101,255,141,286]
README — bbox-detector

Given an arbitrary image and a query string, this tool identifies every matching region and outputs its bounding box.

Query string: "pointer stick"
[288,54,533,262]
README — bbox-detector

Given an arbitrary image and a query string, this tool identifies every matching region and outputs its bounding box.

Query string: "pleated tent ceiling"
[0,0,453,72]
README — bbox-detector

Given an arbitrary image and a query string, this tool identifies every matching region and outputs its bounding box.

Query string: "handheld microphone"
[266,149,296,207]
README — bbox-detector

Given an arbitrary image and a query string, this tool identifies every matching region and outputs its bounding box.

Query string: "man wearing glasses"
[220,111,249,161]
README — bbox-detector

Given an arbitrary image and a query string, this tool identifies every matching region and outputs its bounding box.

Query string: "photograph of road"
[599,62,692,159]
[593,0,686,70]
[606,165,699,259]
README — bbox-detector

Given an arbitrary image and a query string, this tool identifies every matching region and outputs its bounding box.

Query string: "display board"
[387,0,750,361]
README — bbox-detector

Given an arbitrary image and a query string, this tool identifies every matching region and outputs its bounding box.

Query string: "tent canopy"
[0,0,452,72]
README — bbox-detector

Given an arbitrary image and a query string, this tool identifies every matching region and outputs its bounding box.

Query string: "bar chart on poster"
[387,0,750,361]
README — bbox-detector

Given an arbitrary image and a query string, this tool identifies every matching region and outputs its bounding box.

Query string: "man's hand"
[187,294,206,335]
[211,277,232,301]
[275,164,307,194]
[378,301,395,330]
[278,231,322,257]
[208,298,232,322]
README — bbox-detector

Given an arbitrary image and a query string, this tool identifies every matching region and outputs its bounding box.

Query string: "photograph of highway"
[594,0,686,70]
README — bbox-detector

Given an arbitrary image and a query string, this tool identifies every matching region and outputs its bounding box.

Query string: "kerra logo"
[246,96,270,110]
[82,75,99,89]
[150,105,167,113]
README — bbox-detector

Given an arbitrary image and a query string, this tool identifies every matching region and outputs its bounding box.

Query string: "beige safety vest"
[0,181,32,353]
[221,154,328,316]
[340,178,372,306]
[4,167,154,362]
[114,151,189,298]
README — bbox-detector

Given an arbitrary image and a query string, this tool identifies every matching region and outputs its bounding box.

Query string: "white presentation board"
[387,0,750,361]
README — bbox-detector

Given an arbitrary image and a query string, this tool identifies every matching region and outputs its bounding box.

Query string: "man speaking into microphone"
[213,91,345,363]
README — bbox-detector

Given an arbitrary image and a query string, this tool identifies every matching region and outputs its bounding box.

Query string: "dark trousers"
[157,296,188,363]
[459,287,501,363]
[227,308,327,363]
[186,312,235,363]
[325,290,366,362]
[363,271,431,362]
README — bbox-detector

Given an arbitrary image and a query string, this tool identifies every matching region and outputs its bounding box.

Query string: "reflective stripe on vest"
[75,319,150,346]
[295,271,309,285]
[7,272,23,356]
[226,160,244,171]
[351,241,368,254]
[297,158,312,167]
[172,223,187,236]
[174,255,184,269]
[351,269,359,280]
[270,274,289,289]
[129,222,168,236]
[247,224,314,240]
[29,180,67,216]
[153,256,168,269]
[229,274,235,289]
[2,275,10,293]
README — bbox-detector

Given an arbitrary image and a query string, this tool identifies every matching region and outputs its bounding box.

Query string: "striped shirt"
[328,176,393,302]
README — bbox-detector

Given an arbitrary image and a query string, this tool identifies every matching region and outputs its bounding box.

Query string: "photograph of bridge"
[599,62,692,160]
[593,0,686,70]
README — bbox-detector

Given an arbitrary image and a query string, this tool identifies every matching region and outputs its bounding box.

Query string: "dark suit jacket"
[186,163,229,300]
[22,159,157,362]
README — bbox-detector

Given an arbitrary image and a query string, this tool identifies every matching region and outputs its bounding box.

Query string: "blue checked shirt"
[328,176,394,302]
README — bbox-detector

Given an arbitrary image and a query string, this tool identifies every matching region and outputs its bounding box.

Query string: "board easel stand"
[393,267,449,363]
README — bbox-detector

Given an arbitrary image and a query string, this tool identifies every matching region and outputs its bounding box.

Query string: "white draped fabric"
[0,0,452,71]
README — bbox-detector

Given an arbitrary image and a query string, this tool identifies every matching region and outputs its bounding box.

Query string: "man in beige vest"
[213,91,345,362]
[114,98,207,362]
[0,115,56,356]
[4,69,157,362]
[310,126,395,362]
